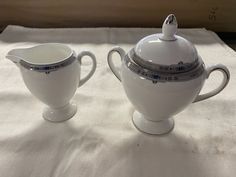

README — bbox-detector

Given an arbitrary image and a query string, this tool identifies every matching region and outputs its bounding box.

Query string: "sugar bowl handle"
[107,46,126,81]
[193,64,230,103]
[77,51,97,87]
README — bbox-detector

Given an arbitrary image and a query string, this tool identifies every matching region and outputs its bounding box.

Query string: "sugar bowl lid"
[131,14,200,74]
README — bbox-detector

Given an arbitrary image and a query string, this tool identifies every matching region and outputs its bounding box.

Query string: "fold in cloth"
[0,26,236,177]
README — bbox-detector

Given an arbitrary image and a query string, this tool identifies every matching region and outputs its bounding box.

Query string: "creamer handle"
[193,64,230,103]
[77,51,97,87]
[107,46,126,81]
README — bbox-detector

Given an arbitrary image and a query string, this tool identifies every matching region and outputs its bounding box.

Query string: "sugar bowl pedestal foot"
[132,111,175,135]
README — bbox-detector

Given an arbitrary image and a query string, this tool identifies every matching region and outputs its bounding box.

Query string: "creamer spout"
[6,49,25,66]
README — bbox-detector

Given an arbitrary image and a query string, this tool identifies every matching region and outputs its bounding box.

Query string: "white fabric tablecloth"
[0,26,236,177]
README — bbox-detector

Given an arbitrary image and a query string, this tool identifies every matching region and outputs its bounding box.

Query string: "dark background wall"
[0,0,236,32]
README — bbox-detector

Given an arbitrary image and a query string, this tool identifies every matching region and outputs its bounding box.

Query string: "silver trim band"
[124,53,205,83]
[130,49,199,74]
[20,55,76,73]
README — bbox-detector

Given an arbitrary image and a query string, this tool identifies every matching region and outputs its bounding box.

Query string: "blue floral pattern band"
[20,55,76,73]
[124,49,205,83]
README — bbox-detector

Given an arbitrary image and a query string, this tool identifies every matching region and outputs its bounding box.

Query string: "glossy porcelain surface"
[107,14,230,135]
[135,35,198,66]
[121,56,206,120]
[6,43,96,122]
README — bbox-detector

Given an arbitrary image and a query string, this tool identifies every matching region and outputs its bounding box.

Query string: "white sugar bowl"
[107,14,230,135]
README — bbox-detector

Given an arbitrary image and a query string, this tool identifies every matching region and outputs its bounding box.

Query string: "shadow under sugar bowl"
[107,14,230,135]
[6,43,96,122]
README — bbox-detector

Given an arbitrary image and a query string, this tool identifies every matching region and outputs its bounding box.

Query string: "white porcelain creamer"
[6,43,96,122]
[107,14,230,135]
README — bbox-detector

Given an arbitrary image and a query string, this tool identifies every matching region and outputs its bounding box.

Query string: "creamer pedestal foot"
[132,111,174,135]
[43,101,77,122]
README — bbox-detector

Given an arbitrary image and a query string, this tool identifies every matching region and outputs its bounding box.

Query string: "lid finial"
[160,14,178,41]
